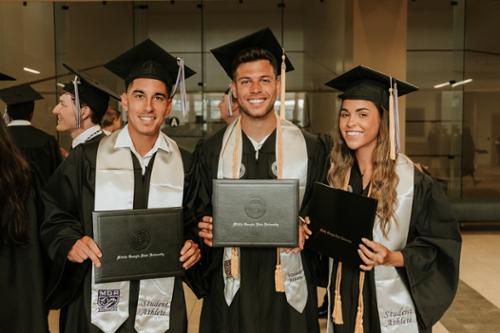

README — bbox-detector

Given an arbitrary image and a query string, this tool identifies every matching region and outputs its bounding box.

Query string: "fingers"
[67,236,102,267]
[300,217,312,239]
[198,216,213,247]
[180,240,201,270]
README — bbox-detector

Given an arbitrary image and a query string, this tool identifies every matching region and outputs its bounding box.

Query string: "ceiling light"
[23,67,40,74]
[57,83,65,88]
[451,79,473,87]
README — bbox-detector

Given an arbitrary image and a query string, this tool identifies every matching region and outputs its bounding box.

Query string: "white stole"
[326,154,418,333]
[91,130,184,333]
[217,115,309,313]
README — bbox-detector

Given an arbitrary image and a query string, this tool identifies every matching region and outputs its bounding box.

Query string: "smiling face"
[339,99,381,154]
[122,78,172,142]
[231,59,280,120]
[52,93,78,134]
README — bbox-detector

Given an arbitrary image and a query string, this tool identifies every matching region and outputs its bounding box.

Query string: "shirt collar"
[7,119,31,126]
[72,124,102,148]
[115,124,170,159]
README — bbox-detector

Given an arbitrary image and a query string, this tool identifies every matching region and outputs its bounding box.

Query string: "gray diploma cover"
[212,179,299,248]
[93,207,184,284]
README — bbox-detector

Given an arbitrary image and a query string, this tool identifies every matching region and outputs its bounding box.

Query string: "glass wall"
[406,1,466,198]
[407,0,500,199]
[462,0,500,199]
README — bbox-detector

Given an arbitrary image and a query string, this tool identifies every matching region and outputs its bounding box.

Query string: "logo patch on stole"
[224,260,233,278]
[98,289,120,312]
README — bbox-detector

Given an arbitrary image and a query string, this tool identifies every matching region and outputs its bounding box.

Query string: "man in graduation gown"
[195,28,327,333]
[53,64,121,156]
[41,39,204,333]
[0,84,62,182]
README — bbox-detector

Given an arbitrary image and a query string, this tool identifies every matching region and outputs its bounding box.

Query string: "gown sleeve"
[40,145,89,309]
[398,170,462,331]
[180,146,210,299]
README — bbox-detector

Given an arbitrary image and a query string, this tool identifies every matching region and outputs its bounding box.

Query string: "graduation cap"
[104,39,196,117]
[211,27,294,120]
[0,84,44,120]
[325,65,419,160]
[62,63,121,128]
[0,72,16,81]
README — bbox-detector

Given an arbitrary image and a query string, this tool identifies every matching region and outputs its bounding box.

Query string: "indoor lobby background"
[4,0,500,200]
[1,1,500,332]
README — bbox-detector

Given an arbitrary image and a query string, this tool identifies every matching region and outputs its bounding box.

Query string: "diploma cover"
[306,182,378,267]
[93,207,184,283]
[212,179,299,248]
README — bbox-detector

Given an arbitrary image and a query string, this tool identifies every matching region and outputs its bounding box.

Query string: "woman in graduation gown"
[318,66,462,333]
[0,117,48,332]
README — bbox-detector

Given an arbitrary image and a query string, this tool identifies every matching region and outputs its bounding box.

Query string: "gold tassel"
[354,271,365,333]
[231,247,239,279]
[332,262,343,324]
[280,49,286,121]
[388,77,396,160]
[275,248,285,292]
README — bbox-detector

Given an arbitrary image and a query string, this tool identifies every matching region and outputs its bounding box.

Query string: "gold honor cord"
[332,166,371,330]
[231,114,286,292]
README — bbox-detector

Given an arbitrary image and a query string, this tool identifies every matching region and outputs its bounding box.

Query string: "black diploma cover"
[212,179,299,248]
[305,182,378,267]
[92,207,184,283]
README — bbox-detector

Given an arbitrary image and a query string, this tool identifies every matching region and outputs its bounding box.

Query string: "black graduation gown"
[8,125,62,183]
[327,160,462,333]
[40,138,205,333]
[0,169,49,333]
[192,126,327,333]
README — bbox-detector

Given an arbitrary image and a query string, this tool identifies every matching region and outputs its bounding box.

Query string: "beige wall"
[345,0,408,151]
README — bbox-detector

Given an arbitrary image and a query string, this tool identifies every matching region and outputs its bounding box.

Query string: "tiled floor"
[48,230,500,333]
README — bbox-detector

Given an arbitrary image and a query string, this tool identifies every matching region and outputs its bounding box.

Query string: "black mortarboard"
[210,27,294,79]
[0,72,16,81]
[325,65,418,111]
[62,64,121,127]
[325,65,419,160]
[0,84,44,119]
[104,39,196,92]
[211,28,293,120]
[104,39,196,117]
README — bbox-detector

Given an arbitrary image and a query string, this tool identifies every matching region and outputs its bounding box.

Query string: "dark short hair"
[60,89,99,125]
[231,47,278,80]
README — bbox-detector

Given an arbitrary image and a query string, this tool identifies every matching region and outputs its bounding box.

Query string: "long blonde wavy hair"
[327,103,399,238]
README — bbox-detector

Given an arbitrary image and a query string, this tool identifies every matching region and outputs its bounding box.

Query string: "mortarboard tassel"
[171,57,188,118]
[280,49,286,121]
[332,262,344,324]
[275,248,285,292]
[393,82,401,153]
[388,78,396,160]
[227,84,233,117]
[354,271,365,333]
[73,75,82,128]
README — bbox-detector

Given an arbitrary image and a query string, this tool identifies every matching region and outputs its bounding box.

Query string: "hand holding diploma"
[181,240,201,270]
[68,236,102,267]
[198,216,213,247]
[357,238,404,271]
